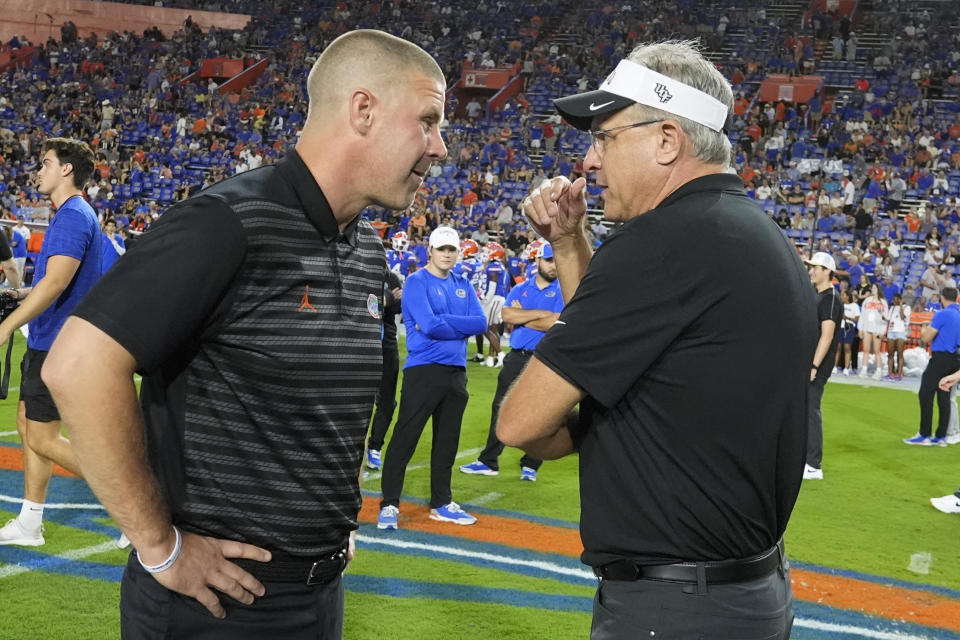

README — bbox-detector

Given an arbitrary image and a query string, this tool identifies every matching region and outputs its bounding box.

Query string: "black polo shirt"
[73,151,385,556]
[536,173,816,566]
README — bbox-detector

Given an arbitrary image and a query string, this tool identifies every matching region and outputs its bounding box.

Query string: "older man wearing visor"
[497,41,816,640]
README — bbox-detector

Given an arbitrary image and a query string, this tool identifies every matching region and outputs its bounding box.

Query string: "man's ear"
[349,89,376,135]
[654,120,683,166]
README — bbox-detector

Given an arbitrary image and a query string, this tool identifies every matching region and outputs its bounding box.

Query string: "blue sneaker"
[366,449,382,470]
[459,461,498,476]
[377,505,399,530]
[931,437,949,447]
[429,502,477,525]
[520,467,537,482]
[903,434,933,446]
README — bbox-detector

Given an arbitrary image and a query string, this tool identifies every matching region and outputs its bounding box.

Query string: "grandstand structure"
[1,0,960,306]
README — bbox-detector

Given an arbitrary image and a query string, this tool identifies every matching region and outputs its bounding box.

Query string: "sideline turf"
[1,335,959,639]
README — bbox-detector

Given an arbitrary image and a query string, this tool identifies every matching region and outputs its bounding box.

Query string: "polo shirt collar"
[276,150,361,246]
[654,173,745,212]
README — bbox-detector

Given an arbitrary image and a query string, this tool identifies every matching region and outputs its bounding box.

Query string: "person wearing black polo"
[804,251,842,480]
[377,226,487,530]
[42,30,448,639]
[498,42,815,640]
[459,242,563,481]
[904,286,960,446]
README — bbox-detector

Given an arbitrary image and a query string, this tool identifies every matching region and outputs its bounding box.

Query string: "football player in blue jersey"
[478,241,511,367]
[386,231,418,278]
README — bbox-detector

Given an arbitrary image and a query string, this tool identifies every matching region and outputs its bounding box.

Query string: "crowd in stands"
[2,0,960,303]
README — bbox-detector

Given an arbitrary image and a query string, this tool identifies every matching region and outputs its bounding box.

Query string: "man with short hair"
[805,252,842,480]
[100,217,126,274]
[498,41,813,639]
[377,226,487,531]
[0,137,102,547]
[42,30,447,638]
[904,286,960,446]
[460,243,563,481]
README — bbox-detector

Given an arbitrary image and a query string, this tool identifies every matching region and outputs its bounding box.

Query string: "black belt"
[234,547,348,586]
[593,540,783,584]
[510,349,536,356]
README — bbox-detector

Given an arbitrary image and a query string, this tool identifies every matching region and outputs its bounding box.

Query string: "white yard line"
[0,494,105,510]
[0,540,118,579]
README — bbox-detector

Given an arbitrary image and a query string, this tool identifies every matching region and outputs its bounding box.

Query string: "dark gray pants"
[120,552,344,639]
[380,364,469,509]
[478,349,542,471]
[806,377,826,468]
[590,558,794,640]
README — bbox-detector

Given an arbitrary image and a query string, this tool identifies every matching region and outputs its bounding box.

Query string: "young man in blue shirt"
[460,243,564,481]
[0,137,102,546]
[378,226,487,530]
[905,286,960,446]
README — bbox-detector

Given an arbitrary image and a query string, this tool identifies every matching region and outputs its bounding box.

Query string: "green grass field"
[2,335,959,639]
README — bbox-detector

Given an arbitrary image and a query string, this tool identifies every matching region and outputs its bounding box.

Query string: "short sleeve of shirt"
[45,205,96,260]
[505,281,525,306]
[931,308,949,331]
[72,196,247,374]
[0,230,11,261]
[818,289,842,325]
[535,226,685,408]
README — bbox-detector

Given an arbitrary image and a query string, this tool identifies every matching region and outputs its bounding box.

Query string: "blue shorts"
[887,330,907,341]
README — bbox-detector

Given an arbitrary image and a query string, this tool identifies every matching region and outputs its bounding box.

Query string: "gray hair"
[626,40,733,166]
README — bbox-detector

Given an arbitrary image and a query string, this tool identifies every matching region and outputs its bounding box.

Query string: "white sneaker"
[484,356,495,367]
[930,494,960,514]
[873,370,882,380]
[842,368,851,376]
[0,518,44,546]
[802,464,823,480]
[494,353,504,368]
[117,532,131,549]
[946,433,960,445]
[858,368,867,378]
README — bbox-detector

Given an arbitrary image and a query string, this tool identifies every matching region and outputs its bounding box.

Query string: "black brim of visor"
[553,90,636,131]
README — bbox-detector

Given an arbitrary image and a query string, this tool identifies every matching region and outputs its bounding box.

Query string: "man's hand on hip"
[146,530,271,619]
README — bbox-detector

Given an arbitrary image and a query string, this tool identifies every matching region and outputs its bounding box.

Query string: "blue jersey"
[29,195,102,350]
[11,231,27,258]
[101,232,125,274]
[507,256,524,281]
[452,257,480,286]
[481,260,510,298]
[402,268,487,368]
[506,276,564,350]
[386,249,417,277]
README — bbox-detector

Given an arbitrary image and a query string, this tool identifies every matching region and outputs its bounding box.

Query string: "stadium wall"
[0,0,250,44]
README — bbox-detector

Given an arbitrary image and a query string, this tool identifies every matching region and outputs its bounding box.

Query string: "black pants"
[919,351,960,438]
[590,555,793,640]
[806,377,826,468]
[478,349,542,471]
[367,341,399,451]
[119,553,344,639]
[380,364,469,509]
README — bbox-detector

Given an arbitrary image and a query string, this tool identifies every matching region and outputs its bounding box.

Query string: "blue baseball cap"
[539,243,554,259]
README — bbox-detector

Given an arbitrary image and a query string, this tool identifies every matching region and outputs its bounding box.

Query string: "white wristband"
[136,525,182,573]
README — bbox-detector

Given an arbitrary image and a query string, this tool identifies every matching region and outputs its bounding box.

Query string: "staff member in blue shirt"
[378,226,487,530]
[905,286,960,446]
[460,243,564,481]
[0,137,102,547]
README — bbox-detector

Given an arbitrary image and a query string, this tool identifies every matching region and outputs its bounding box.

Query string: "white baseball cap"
[429,226,459,249]
[804,252,836,271]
